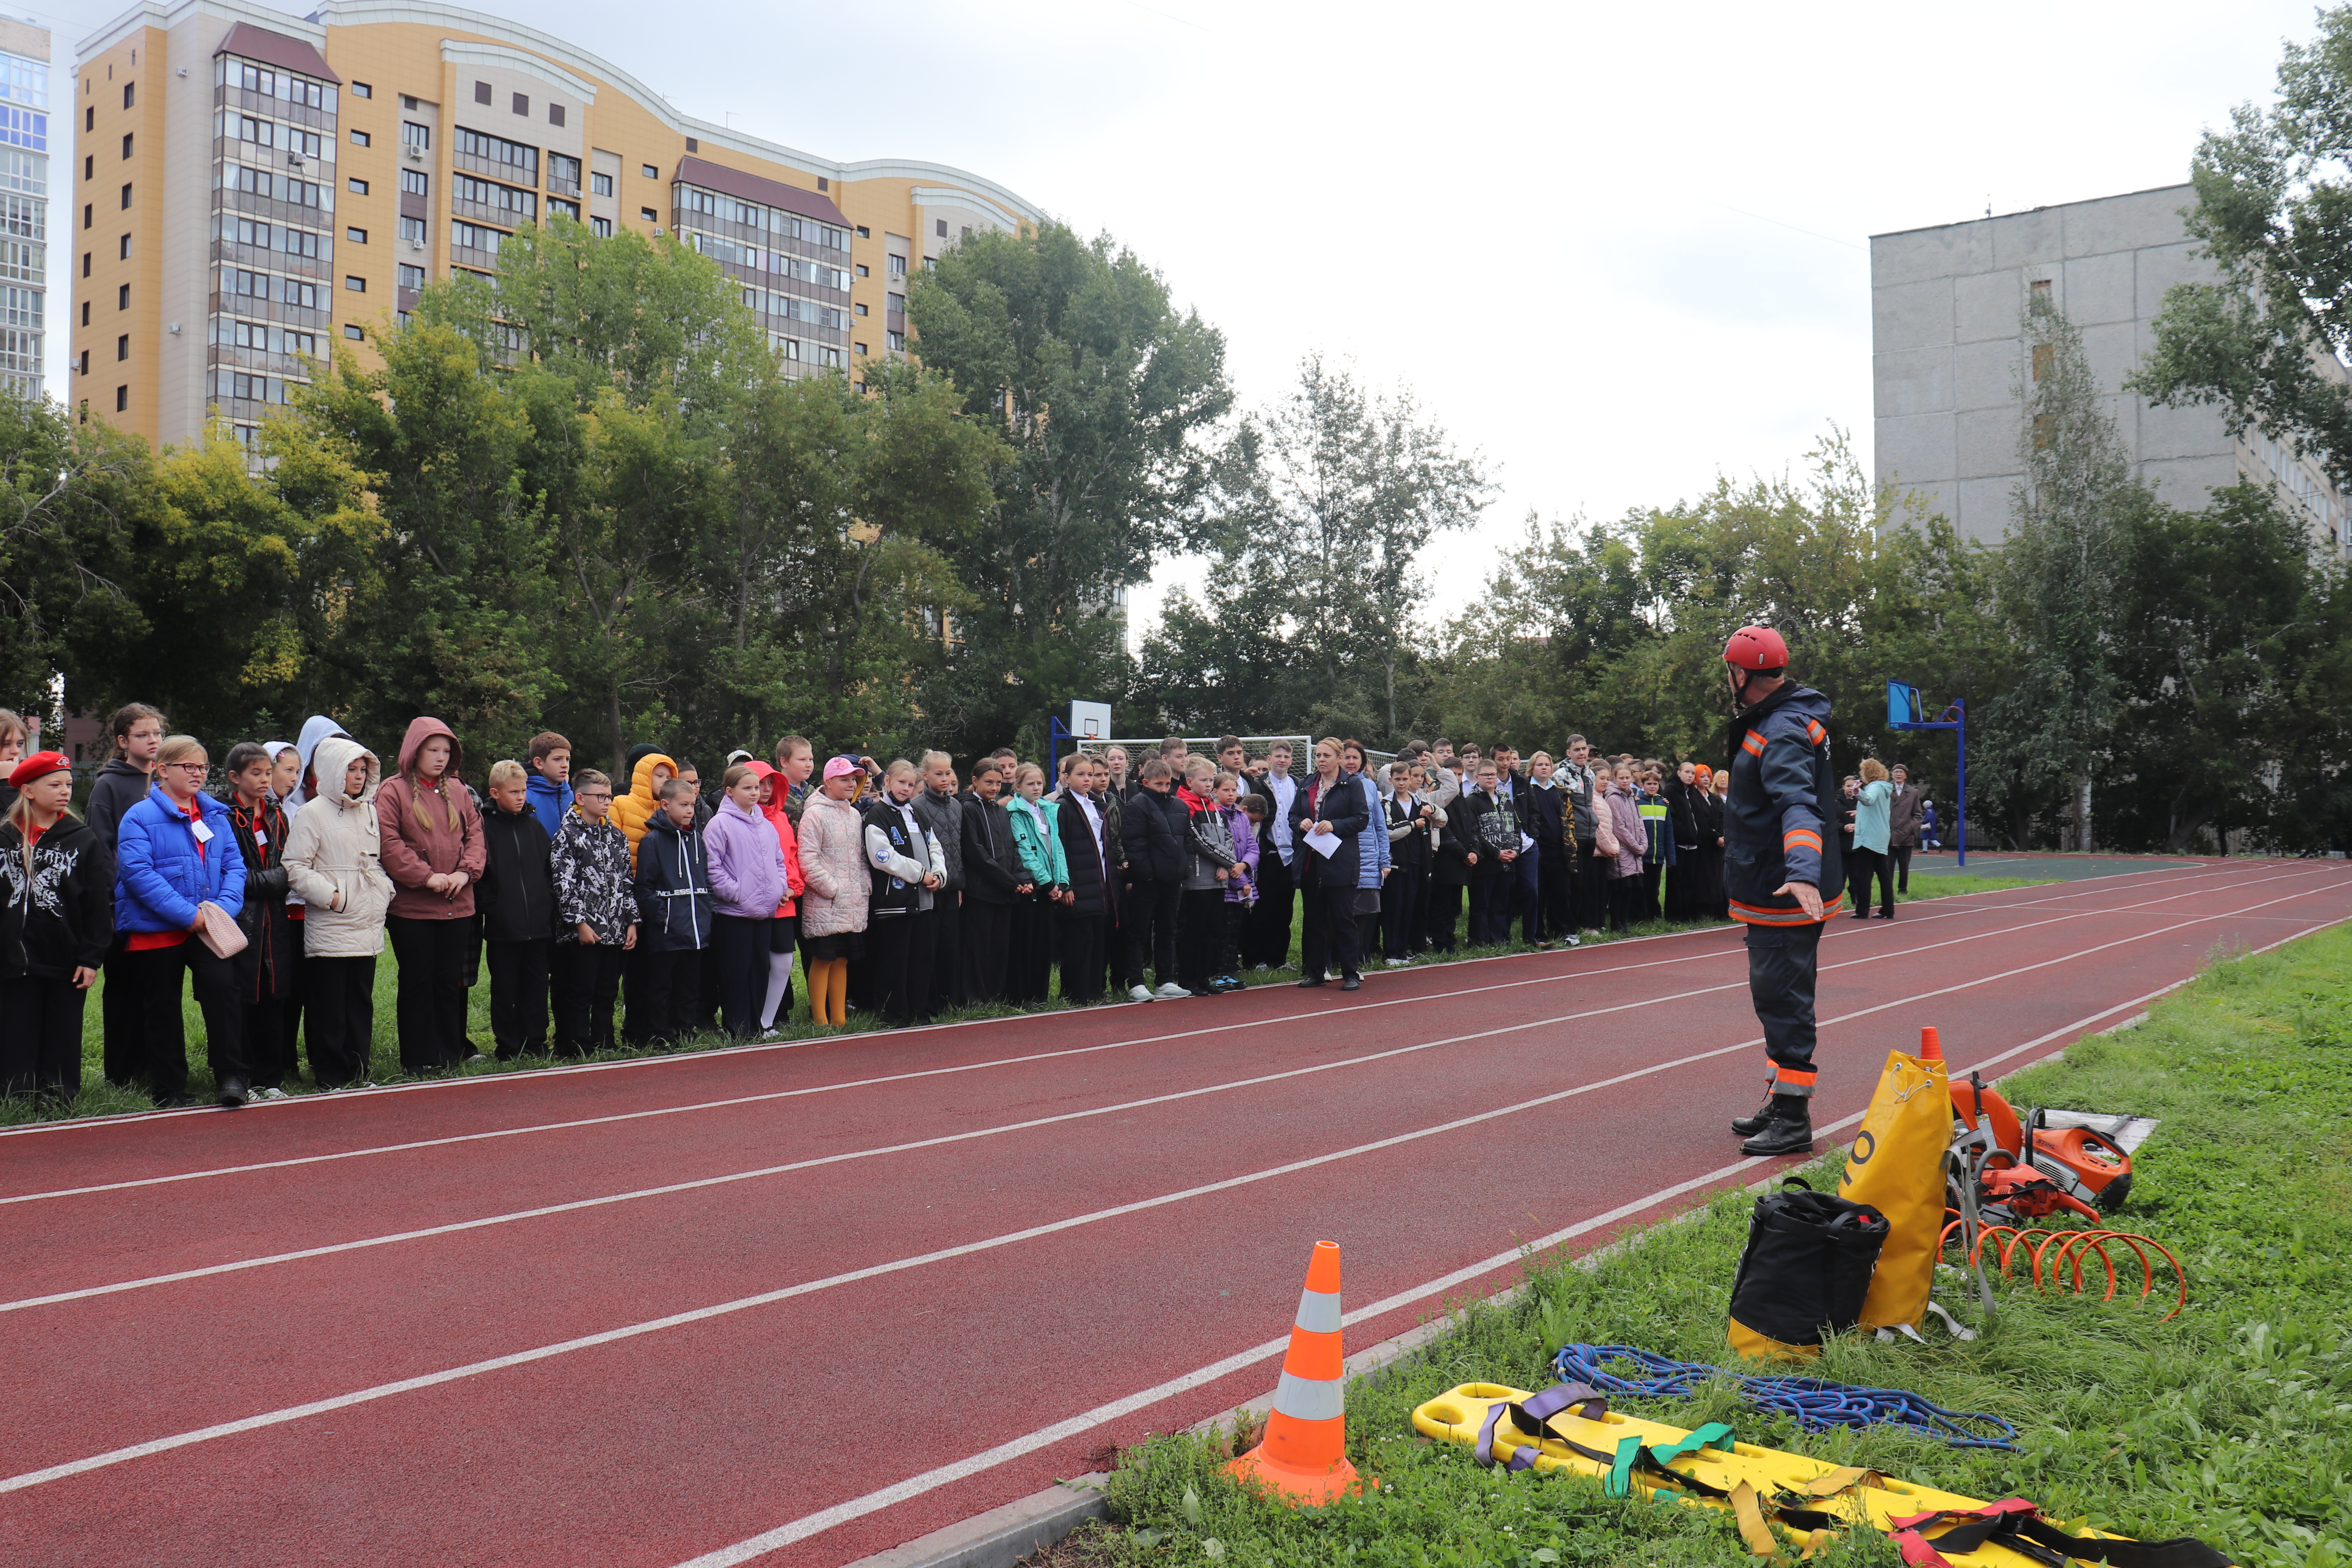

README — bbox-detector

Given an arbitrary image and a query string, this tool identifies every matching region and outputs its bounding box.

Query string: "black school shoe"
[1296,977,1327,988]
[216,1076,249,1109]
[1341,975,1363,991]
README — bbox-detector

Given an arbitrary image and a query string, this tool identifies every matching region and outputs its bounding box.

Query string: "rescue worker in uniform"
[1719,625,1845,1156]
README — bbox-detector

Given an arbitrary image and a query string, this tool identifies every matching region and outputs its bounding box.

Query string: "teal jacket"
[1855,779,1893,856]
[1004,795,1069,889]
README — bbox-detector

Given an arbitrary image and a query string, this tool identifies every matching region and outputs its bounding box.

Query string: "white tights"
[759,949,796,1029]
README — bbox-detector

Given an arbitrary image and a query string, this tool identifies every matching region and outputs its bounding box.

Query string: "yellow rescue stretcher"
[1410,1383,2233,1566]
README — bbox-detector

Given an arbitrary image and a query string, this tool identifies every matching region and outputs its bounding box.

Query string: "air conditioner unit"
[405,145,425,162]
[286,152,305,169]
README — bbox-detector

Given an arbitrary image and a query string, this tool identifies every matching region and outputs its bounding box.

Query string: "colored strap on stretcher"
[1888,1499,2232,1568]
[1472,1383,1733,1500]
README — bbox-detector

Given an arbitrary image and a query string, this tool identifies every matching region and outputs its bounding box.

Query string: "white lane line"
[8,870,2336,1314]
[6,860,2314,1203]
[9,899,2340,1504]
[668,912,2352,1568]
[0,859,2276,1145]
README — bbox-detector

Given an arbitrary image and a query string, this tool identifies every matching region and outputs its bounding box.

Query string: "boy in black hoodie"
[479,760,556,1058]
[85,703,166,1090]
[1,753,113,1099]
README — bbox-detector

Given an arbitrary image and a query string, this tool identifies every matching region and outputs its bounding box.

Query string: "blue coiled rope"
[1551,1343,2017,1450]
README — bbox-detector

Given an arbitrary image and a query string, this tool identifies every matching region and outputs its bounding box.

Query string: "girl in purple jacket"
[704,764,789,1038]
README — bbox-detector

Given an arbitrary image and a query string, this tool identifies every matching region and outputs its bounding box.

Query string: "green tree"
[906,221,1232,753]
[2133,6,2352,499]
[1985,296,2146,851]
[296,317,552,765]
[0,394,151,722]
[1138,356,1489,744]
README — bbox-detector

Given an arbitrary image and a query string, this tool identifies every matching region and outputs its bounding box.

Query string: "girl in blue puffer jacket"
[113,734,250,1108]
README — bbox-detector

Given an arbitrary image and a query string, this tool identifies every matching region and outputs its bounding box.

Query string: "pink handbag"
[195,900,248,960]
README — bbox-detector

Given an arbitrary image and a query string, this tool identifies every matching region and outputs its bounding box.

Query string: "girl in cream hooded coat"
[280,736,393,1088]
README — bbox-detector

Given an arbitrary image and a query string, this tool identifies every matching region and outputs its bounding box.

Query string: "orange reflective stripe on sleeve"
[1804,719,1826,747]
[1741,730,1766,757]
[1784,829,1822,851]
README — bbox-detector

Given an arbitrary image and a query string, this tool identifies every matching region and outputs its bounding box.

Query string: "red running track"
[4,859,2346,1566]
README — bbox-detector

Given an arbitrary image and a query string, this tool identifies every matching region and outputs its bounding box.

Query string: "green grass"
[1067,923,2352,1568]
[0,871,2053,1127]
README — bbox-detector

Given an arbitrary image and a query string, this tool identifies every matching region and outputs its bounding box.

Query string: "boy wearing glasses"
[549,768,637,1056]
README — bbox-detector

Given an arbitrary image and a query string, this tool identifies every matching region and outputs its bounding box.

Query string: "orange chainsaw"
[1947,1073,2135,1226]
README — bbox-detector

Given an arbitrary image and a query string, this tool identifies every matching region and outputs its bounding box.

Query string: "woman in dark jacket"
[1291,739,1371,990]
[217,743,298,1097]
[1687,764,1726,920]
[1,753,112,1100]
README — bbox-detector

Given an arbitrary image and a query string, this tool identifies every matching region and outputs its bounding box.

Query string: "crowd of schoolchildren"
[0,708,1935,1109]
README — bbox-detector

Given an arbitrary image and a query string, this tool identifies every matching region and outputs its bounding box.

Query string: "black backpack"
[1728,1178,1888,1355]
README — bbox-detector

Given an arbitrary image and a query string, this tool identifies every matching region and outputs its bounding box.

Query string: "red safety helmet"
[1722,625,1789,673]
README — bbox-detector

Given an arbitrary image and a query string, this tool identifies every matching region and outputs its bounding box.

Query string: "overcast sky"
[32,0,2321,640]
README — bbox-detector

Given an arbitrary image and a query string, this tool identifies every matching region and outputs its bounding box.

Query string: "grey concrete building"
[1871,183,2347,555]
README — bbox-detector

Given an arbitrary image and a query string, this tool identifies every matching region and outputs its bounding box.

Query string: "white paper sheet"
[1304,828,1341,858]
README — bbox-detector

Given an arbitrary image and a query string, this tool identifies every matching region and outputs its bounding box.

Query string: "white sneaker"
[1154,982,1191,999]
[464,1053,491,1065]
[1250,963,1271,972]
[1562,935,1582,947]
[1385,957,1410,967]
[1128,985,1156,1003]
[254,1086,289,1101]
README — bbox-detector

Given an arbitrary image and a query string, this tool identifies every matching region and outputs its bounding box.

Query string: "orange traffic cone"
[1920,1025,1943,1061]
[1226,1240,1363,1504]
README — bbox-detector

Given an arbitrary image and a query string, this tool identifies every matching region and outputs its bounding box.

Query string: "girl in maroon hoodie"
[375,717,485,1073]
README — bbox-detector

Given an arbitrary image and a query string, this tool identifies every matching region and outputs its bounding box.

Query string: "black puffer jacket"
[1122,786,1189,884]
[479,798,556,943]
[1053,791,1112,916]
[960,790,1024,904]
[913,786,965,893]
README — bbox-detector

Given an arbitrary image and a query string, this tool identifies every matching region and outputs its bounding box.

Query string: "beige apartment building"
[71,0,1040,448]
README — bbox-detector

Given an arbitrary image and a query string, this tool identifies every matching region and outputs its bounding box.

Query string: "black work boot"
[1740,1094,1814,1156]
[1730,1085,1777,1137]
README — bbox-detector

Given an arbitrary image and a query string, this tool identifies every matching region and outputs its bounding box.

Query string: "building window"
[887,292,904,315]
[345,275,365,291]
[115,385,127,412]
[397,263,425,290]
[549,103,564,127]
[640,207,656,223]
[120,183,132,209]
[642,164,657,179]
[116,334,128,360]
[962,226,971,240]
[84,106,92,132]
[348,177,368,194]
[474,81,492,105]
[857,225,870,238]
[83,154,92,181]
[344,323,365,339]
[350,81,372,98]
[512,93,528,116]
[81,252,90,276]
[403,122,430,149]
[401,94,416,110]
[81,300,89,326]
[591,171,612,197]
[549,197,579,220]
[854,342,866,356]
[122,132,133,160]
[855,263,868,277]
[887,330,905,352]
[117,283,129,309]
[854,303,867,316]
[78,349,87,374]
[684,137,697,153]
[346,227,365,243]
[934,219,946,238]
[401,169,428,195]
[549,152,581,189]
[590,216,611,238]
[350,129,370,146]
[398,216,426,243]
[817,176,828,191]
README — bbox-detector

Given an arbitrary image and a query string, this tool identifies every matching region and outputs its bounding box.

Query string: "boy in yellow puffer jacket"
[610,752,675,869]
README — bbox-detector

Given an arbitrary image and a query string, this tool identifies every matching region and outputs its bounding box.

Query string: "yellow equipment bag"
[1835,1027,1950,1330]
